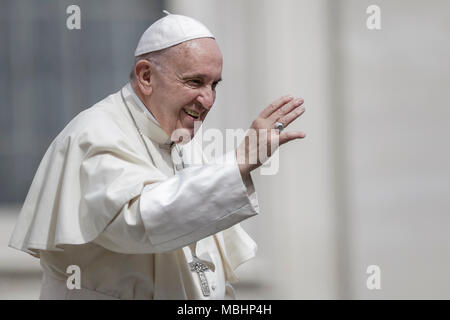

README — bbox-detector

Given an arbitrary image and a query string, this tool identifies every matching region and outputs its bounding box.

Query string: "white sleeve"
[94,151,259,254]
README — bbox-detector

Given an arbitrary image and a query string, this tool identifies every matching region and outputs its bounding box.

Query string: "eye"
[186,79,203,87]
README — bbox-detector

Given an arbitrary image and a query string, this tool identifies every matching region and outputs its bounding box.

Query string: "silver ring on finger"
[274,121,284,132]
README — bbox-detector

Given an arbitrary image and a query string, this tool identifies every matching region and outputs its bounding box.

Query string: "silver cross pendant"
[189,260,211,297]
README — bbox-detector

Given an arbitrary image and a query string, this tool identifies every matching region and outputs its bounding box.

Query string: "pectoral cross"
[189,259,211,297]
[172,144,184,172]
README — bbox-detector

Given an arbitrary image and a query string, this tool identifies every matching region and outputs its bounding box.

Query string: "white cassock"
[8,83,259,300]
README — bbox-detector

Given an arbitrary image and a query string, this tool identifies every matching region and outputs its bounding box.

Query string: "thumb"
[279,131,306,145]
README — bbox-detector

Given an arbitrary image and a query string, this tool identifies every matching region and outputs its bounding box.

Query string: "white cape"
[9,84,257,284]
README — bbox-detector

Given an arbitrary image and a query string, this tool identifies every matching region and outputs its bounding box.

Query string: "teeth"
[185,109,200,118]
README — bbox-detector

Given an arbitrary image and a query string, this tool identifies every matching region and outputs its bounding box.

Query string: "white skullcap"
[134,11,215,56]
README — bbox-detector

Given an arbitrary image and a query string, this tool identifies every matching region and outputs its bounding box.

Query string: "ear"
[135,59,154,96]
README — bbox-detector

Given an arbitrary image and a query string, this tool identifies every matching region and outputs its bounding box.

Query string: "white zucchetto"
[134,11,215,56]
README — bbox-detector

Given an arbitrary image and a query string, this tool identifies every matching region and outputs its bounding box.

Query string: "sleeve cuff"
[140,151,259,247]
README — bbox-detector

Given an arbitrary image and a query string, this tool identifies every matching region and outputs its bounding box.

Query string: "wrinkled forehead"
[165,38,223,77]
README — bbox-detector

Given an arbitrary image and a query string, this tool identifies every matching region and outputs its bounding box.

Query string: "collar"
[121,84,173,147]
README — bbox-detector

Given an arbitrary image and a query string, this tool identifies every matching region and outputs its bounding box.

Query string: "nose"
[196,86,215,110]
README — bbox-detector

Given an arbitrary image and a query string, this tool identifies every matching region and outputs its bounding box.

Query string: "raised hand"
[236,95,306,177]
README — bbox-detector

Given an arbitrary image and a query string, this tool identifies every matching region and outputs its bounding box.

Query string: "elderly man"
[9,13,305,299]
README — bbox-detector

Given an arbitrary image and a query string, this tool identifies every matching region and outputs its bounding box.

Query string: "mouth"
[183,108,200,120]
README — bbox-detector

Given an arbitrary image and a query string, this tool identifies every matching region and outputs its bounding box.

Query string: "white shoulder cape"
[9,85,256,282]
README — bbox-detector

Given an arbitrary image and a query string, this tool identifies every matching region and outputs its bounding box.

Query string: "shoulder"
[62,91,132,139]
[52,90,137,154]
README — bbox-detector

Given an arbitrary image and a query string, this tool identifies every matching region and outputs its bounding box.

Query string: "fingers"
[276,105,306,128]
[259,95,294,119]
[278,130,306,145]
[268,97,304,123]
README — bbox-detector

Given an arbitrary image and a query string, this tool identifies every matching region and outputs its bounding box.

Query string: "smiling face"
[135,38,223,140]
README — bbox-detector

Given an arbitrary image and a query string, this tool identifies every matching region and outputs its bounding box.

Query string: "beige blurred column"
[167,0,340,299]
[330,0,450,299]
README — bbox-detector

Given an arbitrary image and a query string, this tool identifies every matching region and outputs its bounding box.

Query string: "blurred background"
[0,0,449,299]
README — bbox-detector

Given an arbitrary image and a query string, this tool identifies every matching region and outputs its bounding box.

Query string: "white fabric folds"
[9,84,259,298]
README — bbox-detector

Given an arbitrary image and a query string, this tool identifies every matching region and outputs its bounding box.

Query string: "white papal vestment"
[9,84,259,299]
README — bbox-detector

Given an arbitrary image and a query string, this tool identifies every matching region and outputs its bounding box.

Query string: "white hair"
[129,51,161,82]
[129,45,181,82]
